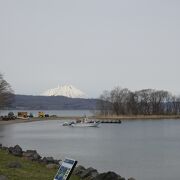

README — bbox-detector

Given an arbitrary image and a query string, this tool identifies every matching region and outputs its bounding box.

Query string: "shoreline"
[0,144,131,180]
[93,114,180,120]
[0,115,180,125]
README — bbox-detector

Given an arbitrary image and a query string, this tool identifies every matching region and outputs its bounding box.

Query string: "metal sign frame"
[54,158,77,180]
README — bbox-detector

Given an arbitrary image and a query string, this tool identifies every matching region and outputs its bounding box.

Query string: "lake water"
[0,114,180,180]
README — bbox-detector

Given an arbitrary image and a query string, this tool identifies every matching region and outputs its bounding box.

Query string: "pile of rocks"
[0,144,136,180]
[0,144,61,170]
[73,165,131,180]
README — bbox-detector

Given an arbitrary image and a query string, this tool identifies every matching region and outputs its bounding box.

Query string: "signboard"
[54,158,77,180]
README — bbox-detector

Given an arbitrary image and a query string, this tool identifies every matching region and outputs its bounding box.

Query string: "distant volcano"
[42,84,86,98]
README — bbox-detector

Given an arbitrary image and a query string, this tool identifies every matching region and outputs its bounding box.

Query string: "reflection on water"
[1,119,180,180]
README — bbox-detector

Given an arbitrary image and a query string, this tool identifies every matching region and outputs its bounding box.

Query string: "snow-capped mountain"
[42,85,86,98]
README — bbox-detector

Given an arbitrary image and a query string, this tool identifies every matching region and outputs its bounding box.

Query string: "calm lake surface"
[0,111,180,180]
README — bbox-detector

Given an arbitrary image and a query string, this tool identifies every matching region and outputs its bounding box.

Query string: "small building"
[38,112,45,118]
[18,112,28,118]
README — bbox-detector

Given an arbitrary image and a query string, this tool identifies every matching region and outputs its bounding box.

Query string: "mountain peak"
[42,84,86,98]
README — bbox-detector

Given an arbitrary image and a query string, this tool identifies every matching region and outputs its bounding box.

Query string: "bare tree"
[149,90,169,115]
[169,96,180,115]
[98,90,112,116]
[135,89,153,115]
[98,86,180,116]
[175,96,180,115]
[128,92,138,115]
[110,87,132,115]
[0,73,14,109]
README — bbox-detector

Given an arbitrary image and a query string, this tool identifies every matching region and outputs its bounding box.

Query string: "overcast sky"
[0,0,179,98]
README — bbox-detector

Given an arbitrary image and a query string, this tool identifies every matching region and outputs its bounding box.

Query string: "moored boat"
[71,116,100,127]
[62,121,75,126]
[71,121,100,127]
[62,116,100,127]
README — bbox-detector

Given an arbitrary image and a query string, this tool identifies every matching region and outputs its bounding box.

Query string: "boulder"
[53,159,61,165]
[7,161,22,168]
[80,167,99,179]
[23,150,36,157]
[46,163,59,169]
[7,147,14,153]
[22,150,41,161]
[42,157,59,164]
[42,157,53,164]
[8,145,22,157]
[33,153,41,161]
[25,150,37,154]
[45,157,54,162]
[73,165,86,176]
[93,171,125,180]
[0,175,8,180]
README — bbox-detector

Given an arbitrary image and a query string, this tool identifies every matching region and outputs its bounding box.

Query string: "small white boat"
[71,117,100,127]
[62,121,75,126]
[71,121,100,127]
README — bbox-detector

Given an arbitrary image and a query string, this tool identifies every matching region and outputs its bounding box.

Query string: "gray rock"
[80,167,99,179]
[0,175,8,180]
[23,150,36,157]
[26,150,37,154]
[73,165,86,176]
[7,161,22,168]
[46,157,54,162]
[53,159,61,165]
[46,163,59,169]
[42,157,56,164]
[7,147,14,153]
[8,145,22,157]
[22,152,33,158]
[22,150,41,161]
[32,153,41,161]
[93,171,125,180]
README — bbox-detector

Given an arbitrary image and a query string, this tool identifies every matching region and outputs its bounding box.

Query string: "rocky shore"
[0,144,135,180]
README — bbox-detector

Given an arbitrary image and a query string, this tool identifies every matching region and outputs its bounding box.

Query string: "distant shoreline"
[0,115,180,125]
[93,114,180,120]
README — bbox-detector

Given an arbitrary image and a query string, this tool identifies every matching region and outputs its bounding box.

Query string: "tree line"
[98,87,180,116]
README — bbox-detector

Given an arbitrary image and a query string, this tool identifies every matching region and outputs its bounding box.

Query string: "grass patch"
[0,149,80,180]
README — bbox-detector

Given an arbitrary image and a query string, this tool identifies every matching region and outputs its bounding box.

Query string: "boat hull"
[71,122,100,127]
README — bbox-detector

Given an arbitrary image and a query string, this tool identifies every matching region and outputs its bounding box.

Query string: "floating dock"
[99,120,122,124]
